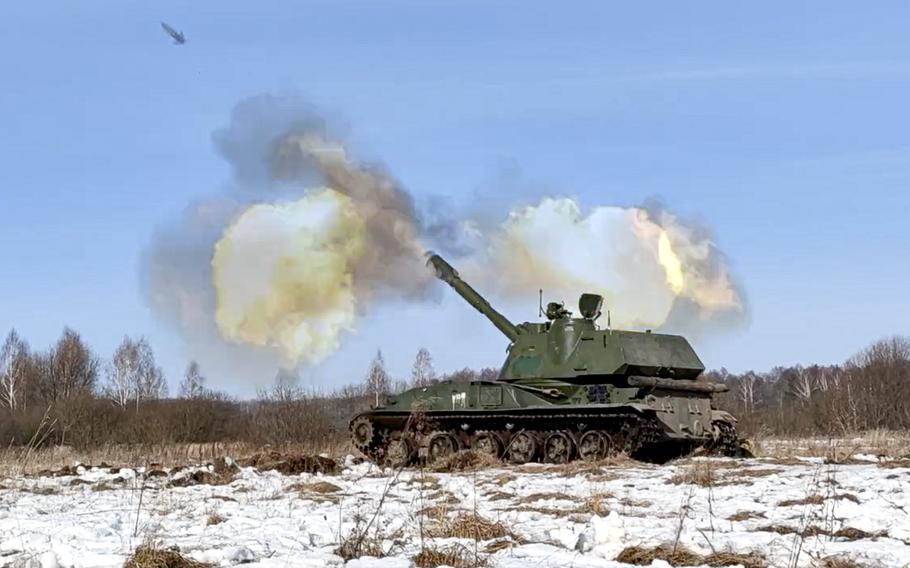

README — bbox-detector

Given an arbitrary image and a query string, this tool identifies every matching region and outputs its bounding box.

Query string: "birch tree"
[410,347,436,387]
[103,336,166,410]
[365,349,390,406]
[178,361,207,399]
[0,329,28,411]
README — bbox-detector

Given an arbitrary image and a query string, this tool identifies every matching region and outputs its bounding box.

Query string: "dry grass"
[517,492,570,503]
[168,469,232,488]
[618,497,651,508]
[205,513,225,526]
[124,545,212,568]
[486,490,513,501]
[290,480,342,494]
[427,512,513,541]
[757,525,886,540]
[0,443,347,478]
[616,545,766,568]
[817,555,866,568]
[779,494,825,507]
[430,450,500,472]
[413,544,487,568]
[238,452,339,475]
[335,537,385,560]
[667,462,715,486]
[487,473,517,486]
[483,539,514,553]
[778,493,859,507]
[756,430,910,461]
[723,467,784,482]
[727,510,766,522]
[26,485,59,495]
[581,493,611,516]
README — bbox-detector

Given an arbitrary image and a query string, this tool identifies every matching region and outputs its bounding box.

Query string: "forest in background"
[1,327,908,450]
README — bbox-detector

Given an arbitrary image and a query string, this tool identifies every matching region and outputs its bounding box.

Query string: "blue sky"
[2,2,909,395]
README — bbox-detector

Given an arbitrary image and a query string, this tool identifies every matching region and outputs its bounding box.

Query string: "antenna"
[538,288,544,318]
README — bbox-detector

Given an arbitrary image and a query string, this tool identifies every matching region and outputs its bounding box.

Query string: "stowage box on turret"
[349,253,750,465]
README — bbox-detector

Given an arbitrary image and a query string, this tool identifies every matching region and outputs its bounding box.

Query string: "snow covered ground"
[2,452,909,567]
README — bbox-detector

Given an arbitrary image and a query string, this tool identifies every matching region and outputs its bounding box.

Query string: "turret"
[427,253,522,342]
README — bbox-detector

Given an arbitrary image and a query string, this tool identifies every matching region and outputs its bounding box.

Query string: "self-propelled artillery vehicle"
[349,254,749,465]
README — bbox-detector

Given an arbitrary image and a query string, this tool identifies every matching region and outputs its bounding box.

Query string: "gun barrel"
[427,254,521,342]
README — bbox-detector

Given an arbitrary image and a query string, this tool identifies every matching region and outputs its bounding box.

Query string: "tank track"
[349,409,746,466]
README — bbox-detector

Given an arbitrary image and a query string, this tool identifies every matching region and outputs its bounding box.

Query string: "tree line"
[1,326,907,449]
[709,335,910,437]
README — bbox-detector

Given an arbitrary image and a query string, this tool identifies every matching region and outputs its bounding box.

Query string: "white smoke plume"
[459,198,744,333]
[144,94,746,380]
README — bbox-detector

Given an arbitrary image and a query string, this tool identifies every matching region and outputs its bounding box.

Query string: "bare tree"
[410,347,436,387]
[134,338,167,406]
[178,360,207,399]
[102,336,166,410]
[365,349,390,406]
[0,329,28,411]
[785,365,815,404]
[38,327,99,403]
[258,368,302,402]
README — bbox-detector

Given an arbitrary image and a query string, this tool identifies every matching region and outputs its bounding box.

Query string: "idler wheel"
[385,437,414,468]
[427,431,459,463]
[543,431,574,464]
[471,431,503,459]
[507,431,537,464]
[578,430,611,462]
[350,416,376,450]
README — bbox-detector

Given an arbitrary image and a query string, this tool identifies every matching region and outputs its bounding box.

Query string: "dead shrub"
[428,512,513,541]
[413,544,487,568]
[124,545,212,568]
[616,545,766,568]
[206,513,225,526]
[430,450,500,472]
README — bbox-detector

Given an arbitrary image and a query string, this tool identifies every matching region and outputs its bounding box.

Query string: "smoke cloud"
[144,93,746,382]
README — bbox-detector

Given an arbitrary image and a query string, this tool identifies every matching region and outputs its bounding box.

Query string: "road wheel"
[385,437,413,468]
[578,430,611,461]
[543,431,574,464]
[507,431,537,464]
[427,431,459,463]
[471,431,503,459]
